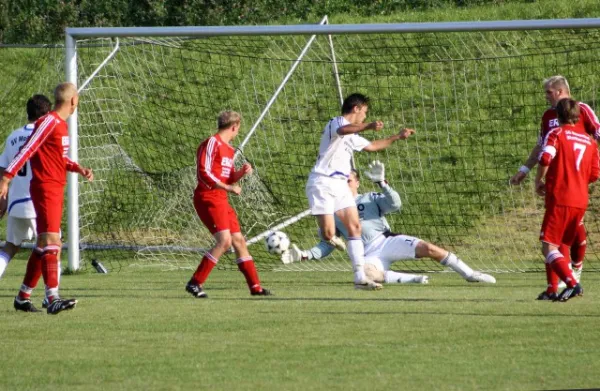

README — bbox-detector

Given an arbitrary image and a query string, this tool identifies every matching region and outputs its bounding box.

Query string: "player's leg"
[414,240,496,283]
[0,216,25,278]
[231,231,271,296]
[570,221,586,282]
[366,237,428,284]
[334,207,382,290]
[540,205,582,301]
[187,197,233,298]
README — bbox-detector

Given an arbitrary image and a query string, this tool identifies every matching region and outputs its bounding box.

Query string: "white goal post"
[62,17,600,273]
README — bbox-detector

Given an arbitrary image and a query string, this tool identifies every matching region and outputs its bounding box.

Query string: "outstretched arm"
[363,128,415,152]
[364,161,401,214]
[281,240,337,264]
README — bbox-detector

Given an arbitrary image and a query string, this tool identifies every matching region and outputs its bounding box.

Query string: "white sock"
[441,252,473,279]
[347,238,366,282]
[0,251,11,279]
[384,271,423,284]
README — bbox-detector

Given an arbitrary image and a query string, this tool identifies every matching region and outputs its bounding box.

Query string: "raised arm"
[363,128,415,152]
[364,160,401,214]
[337,120,383,136]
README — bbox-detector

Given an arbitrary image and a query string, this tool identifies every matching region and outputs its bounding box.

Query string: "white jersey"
[310,116,371,179]
[0,124,36,218]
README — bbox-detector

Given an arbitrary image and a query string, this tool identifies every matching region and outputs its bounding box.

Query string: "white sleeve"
[0,141,9,168]
[350,135,371,151]
[333,116,350,136]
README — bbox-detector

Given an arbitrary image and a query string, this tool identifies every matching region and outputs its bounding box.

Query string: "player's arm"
[590,147,600,183]
[364,160,402,214]
[281,240,336,264]
[3,118,55,181]
[230,163,252,184]
[198,139,241,194]
[363,128,415,152]
[65,157,94,181]
[535,132,557,196]
[337,120,384,135]
[579,102,600,140]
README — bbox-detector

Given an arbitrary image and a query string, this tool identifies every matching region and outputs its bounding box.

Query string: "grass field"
[1,262,599,391]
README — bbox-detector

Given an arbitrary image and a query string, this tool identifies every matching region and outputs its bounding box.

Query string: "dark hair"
[341,93,370,115]
[555,98,580,125]
[27,94,52,121]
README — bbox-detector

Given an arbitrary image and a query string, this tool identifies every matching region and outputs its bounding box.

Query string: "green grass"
[0,263,599,390]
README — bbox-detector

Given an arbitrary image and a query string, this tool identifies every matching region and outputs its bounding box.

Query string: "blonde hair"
[54,82,77,105]
[543,75,570,94]
[217,111,241,130]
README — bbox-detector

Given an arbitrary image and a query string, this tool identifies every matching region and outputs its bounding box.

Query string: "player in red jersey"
[185,111,271,298]
[535,98,599,301]
[510,76,600,285]
[0,82,94,314]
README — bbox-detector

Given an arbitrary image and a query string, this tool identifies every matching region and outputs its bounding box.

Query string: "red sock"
[18,249,44,300]
[551,258,577,288]
[41,247,60,302]
[544,263,559,294]
[192,253,218,285]
[558,244,571,264]
[571,241,586,269]
[237,257,261,292]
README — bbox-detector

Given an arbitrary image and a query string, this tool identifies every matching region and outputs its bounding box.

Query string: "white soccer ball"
[265,231,290,255]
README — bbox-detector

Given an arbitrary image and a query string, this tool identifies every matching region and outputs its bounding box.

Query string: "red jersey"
[539,123,600,209]
[3,111,80,186]
[195,134,235,198]
[538,102,600,146]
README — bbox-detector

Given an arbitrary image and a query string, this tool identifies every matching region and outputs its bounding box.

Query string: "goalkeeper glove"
[281,244,311,264]
[365,160,385,183]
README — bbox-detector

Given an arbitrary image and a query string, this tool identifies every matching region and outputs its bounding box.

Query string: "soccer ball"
[265,231,290,255]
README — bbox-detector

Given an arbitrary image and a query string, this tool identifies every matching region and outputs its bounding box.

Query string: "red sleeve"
[65,156,82,173]
[579,102,600,140]
[539,128,560,167]
[3,115,56,179]
[590,147,600,183]
[197,137,220,187]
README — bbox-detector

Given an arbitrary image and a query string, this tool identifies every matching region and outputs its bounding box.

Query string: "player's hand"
[535,180,545,196]
[398,128,415,139]
[365,160,385,183]
[510,171,527,185]
[79,167,94,182]
[281,244,310,264]
[229,184,242,195]
[241,163,253,177]
[368,121,384,131]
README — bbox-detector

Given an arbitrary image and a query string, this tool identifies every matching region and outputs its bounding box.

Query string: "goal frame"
[64,17,600,271]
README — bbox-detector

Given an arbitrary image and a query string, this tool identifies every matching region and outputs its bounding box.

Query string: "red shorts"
[30,183,64,234]
[540,204,585,247]
[193,194,241,235]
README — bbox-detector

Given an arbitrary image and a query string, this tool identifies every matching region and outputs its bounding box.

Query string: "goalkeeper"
[283,161,496,284]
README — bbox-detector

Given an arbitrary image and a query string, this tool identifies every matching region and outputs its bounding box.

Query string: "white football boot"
[466,271,496,284]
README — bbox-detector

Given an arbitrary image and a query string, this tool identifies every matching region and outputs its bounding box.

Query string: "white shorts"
[305,175,355,215]
[364,234,421,271]
[6,216,37,246]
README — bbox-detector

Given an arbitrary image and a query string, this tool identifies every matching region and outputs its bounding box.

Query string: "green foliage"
[0,0,554,44]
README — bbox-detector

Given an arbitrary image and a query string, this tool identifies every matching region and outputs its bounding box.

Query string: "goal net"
[5,19,600,273]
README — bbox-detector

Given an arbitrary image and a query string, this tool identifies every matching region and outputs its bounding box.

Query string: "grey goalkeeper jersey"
[309,183,402,259]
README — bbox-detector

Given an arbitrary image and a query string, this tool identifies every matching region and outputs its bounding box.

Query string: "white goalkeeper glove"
[281,244,311,264]
[365,160,385,183]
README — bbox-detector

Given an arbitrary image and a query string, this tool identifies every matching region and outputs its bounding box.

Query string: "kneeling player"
[535,98,599,301]
[283,162,496,285]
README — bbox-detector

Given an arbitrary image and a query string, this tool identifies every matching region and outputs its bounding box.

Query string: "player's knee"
[215,236,232,251]
[346,221,361,237]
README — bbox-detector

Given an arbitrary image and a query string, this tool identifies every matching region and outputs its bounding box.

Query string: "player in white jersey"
[305,93,415,290]
[0,95,52,279]
[293,162,496,284]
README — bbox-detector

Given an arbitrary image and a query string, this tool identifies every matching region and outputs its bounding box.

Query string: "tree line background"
[0,0,534,44]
